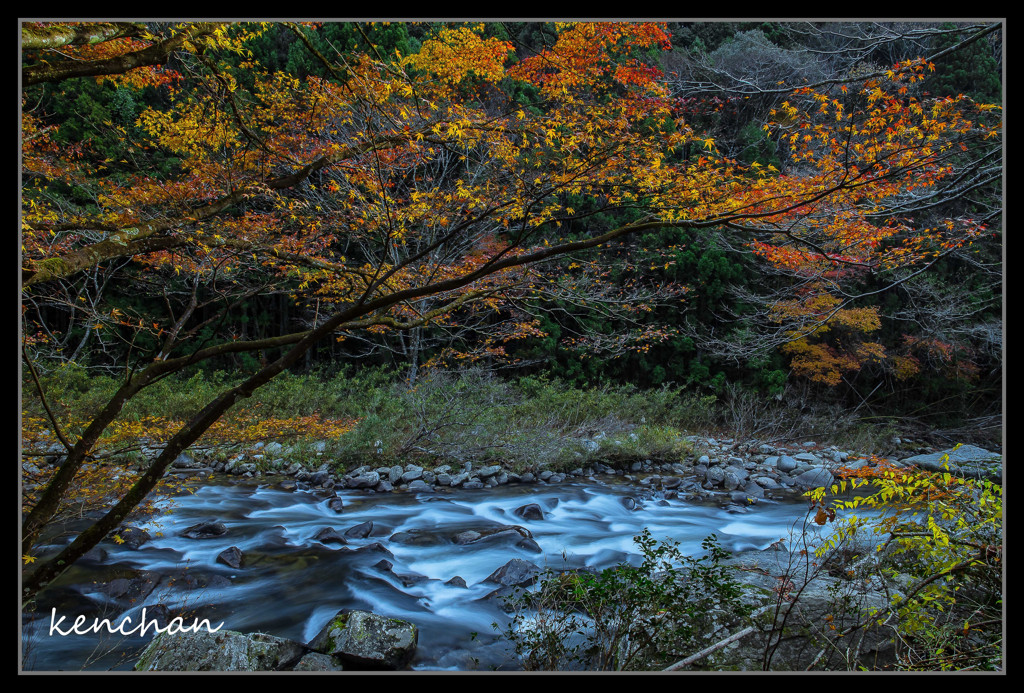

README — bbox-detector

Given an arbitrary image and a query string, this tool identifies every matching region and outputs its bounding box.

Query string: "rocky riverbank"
[24,432,1002,672]
[161,432,1003,502]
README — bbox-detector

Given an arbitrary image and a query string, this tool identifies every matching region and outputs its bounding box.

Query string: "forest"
[21,21,1003,672]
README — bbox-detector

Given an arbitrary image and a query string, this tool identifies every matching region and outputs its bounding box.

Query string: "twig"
[662,626,757,670]
[663,604,776,671]
[22,345,75,454]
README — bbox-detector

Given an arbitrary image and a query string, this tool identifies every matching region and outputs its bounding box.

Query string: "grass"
[22,362,997,475]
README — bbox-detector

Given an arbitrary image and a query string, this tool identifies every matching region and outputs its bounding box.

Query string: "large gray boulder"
[790,467,835,490]
[900,445,1002,483]
[135,629,306,671]
[308,610,418,669]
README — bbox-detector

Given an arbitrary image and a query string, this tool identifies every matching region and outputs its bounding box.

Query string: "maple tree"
[20,21,1001,603]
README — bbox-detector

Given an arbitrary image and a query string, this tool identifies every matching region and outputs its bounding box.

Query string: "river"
[22,474,822,671]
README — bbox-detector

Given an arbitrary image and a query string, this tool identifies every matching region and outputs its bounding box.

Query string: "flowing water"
[22,475,819,671]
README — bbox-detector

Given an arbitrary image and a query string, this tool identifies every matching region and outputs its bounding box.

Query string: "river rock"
[172,452,203,469]
[729,490,758,505]
[742,481,767,498]
[777,455,798,473]
[313,527,347,545]
[115,525,151,550]
[293,652,344,671]
[476,464,503,478]
[452,529,482,544]
[102,570,161,602]
[899,445,1002,483]
[397,572,429,588]
[753,475,781,490]
[180,520,228,539]
[791,467,835,490]
[169,570,232,591]
[471,528,531,549]
[516,537,543,553]
[723,467,749,490]
[705,466,726,485]
[661,476,682,489]
[350,542,394,558]
[389,530,446,546]
[308,610,418,670]
[347,471,381,489]
[216,546,244,569]
[513,503,545,521]
[135,629,306,671]
[344,521,374,539]
[482,558,540,587]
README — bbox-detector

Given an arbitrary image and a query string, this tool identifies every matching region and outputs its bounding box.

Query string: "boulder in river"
[482,558,541,587]
[308,609,418,670]
[389,529,446,546]
[101,570,161,602]
[216,546,244,569]
[135,629,306,671]
[899,444,1002,483]
[513,503,545,521]
[180,520,228,540]
[790,467,835,490]
[313,527,348,545]
[115,525,150,550]
[344,521,374,539]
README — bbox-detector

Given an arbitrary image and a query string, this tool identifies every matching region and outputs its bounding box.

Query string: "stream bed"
[22,475,820,671]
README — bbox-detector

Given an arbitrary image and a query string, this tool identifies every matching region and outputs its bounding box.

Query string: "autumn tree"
[20,21,1001,604]
[660,22,1001,394]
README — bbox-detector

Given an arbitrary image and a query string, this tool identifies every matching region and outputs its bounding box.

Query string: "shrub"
[497,530,754,671]
[802,448,1003,670]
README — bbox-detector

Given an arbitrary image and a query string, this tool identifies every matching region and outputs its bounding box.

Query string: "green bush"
[497,530,754,671]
